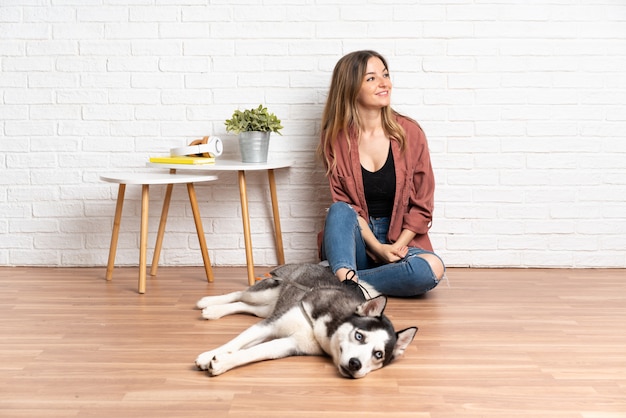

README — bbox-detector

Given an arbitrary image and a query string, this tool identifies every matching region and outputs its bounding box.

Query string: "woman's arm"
[358,217,415,263]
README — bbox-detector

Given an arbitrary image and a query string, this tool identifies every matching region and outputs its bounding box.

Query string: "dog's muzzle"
[339,358,362,378]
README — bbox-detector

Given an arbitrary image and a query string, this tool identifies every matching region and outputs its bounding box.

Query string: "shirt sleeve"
[402,122,435,235]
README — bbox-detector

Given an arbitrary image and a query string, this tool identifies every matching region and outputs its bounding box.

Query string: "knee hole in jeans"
[417,253,445,280]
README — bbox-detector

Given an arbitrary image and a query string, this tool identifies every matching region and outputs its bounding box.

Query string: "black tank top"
[361,145,395,218]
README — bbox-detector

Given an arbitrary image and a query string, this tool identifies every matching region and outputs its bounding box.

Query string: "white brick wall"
[1,1,625,269]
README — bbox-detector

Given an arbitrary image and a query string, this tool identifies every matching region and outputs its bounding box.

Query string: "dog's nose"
[348,358,361,371]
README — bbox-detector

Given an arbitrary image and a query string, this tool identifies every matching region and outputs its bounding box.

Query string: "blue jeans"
[320,202,443,297]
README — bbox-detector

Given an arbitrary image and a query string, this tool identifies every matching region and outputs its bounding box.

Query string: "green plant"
[224,104,283,135]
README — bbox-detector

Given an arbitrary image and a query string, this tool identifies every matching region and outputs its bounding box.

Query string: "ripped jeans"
[320,202,444,297]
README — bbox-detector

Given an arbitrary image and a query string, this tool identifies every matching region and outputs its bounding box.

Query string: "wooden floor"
[0,266,625,418]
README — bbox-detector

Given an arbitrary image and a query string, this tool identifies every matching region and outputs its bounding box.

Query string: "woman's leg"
[357,248,445,297]
[321,203,445,295]
[418,253,445,280]
[320,202,369,279]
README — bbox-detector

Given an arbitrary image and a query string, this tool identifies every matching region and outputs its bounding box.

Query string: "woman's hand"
[358,216,413,265]
[367,242,408,264]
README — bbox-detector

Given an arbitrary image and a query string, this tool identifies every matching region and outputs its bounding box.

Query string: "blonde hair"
[317,50,407,175]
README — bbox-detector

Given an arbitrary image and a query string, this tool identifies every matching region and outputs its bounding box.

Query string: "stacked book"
[149,136,223,165]
[149,155,215,165]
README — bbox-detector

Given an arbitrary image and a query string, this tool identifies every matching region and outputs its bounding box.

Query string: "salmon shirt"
[325,115,435,251]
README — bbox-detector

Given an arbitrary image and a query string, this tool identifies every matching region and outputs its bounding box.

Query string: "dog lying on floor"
[195,263,417,379]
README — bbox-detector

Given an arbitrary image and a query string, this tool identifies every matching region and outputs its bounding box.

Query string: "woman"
[318,50,445,297]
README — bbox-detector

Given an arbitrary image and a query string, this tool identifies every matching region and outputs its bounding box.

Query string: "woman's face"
[356,56,392,111]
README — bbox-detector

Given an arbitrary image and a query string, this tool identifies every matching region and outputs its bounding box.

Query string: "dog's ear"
[356,295,387,317]
[392,327,418,360]
[269,263,295,278]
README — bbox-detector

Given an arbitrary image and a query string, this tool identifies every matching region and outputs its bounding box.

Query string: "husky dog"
[195,263,417,379]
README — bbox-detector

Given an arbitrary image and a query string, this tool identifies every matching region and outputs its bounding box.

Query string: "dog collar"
[299,301,315,329]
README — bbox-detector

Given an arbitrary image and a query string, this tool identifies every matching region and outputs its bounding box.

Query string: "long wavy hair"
[317,50,407,175]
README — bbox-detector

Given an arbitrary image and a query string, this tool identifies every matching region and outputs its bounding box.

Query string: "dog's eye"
[355,331,363,341]
[374,350,383,360]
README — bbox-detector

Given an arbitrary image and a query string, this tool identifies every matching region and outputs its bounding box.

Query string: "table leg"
[267,169,285,265]
[187,183,214,283]
[138,184,149,294]
[106,183,126,281]
[152,168,176,277]
[151,183,173,277]
[237,170,255,286]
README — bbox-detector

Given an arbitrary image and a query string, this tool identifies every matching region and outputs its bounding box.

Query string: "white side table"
[100,171,218,294]
[147,159,294,285]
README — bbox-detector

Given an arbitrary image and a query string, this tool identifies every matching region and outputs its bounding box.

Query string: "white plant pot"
[238,131,270,163]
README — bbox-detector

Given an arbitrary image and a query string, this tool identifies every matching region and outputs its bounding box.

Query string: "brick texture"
[1,1,625,268]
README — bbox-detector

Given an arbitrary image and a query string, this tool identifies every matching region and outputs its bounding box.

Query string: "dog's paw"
[201,306,226,320]
[196,296,214,309]
[207,353,229,376]
[195,350,216,370]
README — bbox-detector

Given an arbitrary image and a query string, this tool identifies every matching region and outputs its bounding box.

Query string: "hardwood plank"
[0,266,625,417]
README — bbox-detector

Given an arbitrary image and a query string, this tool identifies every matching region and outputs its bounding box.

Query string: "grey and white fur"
[195,263,417,379]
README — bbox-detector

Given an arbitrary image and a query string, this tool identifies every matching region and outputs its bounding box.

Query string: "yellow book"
[149,155,215,165]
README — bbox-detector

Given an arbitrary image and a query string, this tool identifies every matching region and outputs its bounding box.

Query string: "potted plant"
[225,104,283,163]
